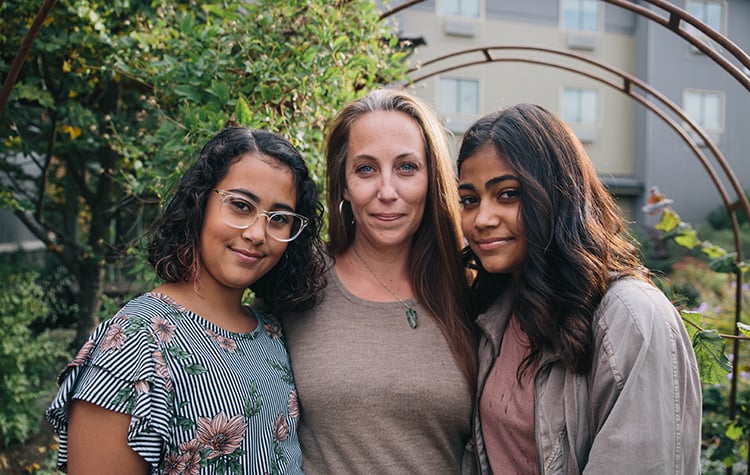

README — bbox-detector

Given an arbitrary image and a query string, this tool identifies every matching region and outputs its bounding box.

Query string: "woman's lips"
[475,237,513,251]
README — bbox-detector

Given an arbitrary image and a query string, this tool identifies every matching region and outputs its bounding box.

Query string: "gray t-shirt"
[281,266,473,474]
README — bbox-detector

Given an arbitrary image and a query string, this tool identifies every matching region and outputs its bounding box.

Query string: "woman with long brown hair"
[281,88,477,474]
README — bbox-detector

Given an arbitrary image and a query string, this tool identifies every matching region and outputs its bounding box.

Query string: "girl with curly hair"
[47,127,326,474]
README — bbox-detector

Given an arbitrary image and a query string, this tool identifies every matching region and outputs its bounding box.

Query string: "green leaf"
[655,209,681,232]
[235,97,253,126]
[112,386,136,406]
[167,346,191,359]
[182,363,207,375]
[680,310,703,340]
[709,253,738,274]
[173,85,203,102]
[673,229,700,249]
[738,322,750,338]
[692,329,732,385]
[207,81,230,104]
[726,421,743,441]
[180,12,195,35]
[176,415,194,430]
[701,241,727,258]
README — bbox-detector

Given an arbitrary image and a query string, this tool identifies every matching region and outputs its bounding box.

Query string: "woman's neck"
[335,241,414,302]
[154,281,256,333]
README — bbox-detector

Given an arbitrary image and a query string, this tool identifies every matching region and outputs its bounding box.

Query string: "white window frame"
[685,0,726,53]
[438,0,481,18]
[560,0,601,33]
[439,77,479,116]
[683,89,724,132]
[686,0,726,33]
[561,88,599,125]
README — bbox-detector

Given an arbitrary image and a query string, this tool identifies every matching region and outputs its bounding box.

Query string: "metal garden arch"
[385,1,750,470]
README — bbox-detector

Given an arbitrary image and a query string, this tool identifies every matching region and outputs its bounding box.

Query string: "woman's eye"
[268,213,291,225]
[228,198,256,214]
[459,196,478,207]
[498,189,520,200]
[355,164,374,174]
[398,162,418,173]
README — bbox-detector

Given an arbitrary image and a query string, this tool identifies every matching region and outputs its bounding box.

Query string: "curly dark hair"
[147,127,326,312]
[457,104,647,376]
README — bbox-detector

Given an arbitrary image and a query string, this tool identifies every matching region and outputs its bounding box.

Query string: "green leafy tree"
[1,0,167,348]
[0,271,71,446]
[1,0,408,347]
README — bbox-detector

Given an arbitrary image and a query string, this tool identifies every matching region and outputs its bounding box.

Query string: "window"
[684,90,723,131]
[439,0,480,18]
[687,0,725,32]
[562,0,599,32]
[439,78,479,115]
[561,88,598,124]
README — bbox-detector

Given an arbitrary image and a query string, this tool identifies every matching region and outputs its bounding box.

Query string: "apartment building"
[2,1,747,252]
[392,0,750,226]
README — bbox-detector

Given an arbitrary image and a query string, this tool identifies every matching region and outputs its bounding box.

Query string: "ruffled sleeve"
[45,306,173,472]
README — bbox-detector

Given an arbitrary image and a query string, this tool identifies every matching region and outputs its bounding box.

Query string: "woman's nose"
[241,215,267,243]
[377,174,398,201]
[473,203,500,229]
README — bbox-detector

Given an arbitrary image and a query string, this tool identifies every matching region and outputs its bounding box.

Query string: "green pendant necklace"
[352,247,418,329]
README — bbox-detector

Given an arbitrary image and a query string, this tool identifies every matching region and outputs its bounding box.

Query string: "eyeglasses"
[212,189,309,242]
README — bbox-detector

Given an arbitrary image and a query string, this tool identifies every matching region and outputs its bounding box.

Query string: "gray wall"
[635,0,750,225]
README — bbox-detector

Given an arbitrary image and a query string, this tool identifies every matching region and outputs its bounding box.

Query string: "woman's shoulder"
[602,278,676,314]
[117,291,184,318]
[82,292,187,349]
[596,277,682,341]
[105,292,193,328]
[252,306,278,326]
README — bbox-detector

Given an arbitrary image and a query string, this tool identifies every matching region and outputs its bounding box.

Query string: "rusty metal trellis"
[390,0,750,471]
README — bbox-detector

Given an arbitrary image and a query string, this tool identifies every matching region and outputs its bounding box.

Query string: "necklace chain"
[351,246,418,329]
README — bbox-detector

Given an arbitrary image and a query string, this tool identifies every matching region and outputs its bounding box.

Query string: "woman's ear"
[343,188,350,201]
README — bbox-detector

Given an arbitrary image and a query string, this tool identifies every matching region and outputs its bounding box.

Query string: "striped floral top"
[46,292,303,475]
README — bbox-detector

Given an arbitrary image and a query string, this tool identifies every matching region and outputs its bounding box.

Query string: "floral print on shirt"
[45,292,303,475]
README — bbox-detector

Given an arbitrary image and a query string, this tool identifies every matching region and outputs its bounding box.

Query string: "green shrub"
[0,271,72,447]
[705,190,749,230]
[701,378,750,473]
[697,221,750,263]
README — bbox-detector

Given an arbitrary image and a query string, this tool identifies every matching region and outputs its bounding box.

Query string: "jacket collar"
[475,284,561,365]
[475,285,515,353]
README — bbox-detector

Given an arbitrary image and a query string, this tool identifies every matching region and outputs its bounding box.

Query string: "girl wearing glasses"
[46,127,326,474]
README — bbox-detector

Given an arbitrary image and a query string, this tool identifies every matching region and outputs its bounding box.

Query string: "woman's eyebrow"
[225,188,260,202]
[226,188,295,212]
[485,174,519,190]
[458,174,518,192]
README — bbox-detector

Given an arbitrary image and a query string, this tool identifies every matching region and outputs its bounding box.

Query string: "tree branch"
[380,0,426,19]
[0,0,58,117]
[682,314,750,341]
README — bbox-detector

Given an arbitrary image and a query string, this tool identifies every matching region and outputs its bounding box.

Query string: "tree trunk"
[73,258,106,349]
[72,148,118,349]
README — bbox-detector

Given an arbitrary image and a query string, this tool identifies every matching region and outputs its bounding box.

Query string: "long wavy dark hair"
[457,104,647,375]
[326,87,477,389]
[147,127,326,312]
